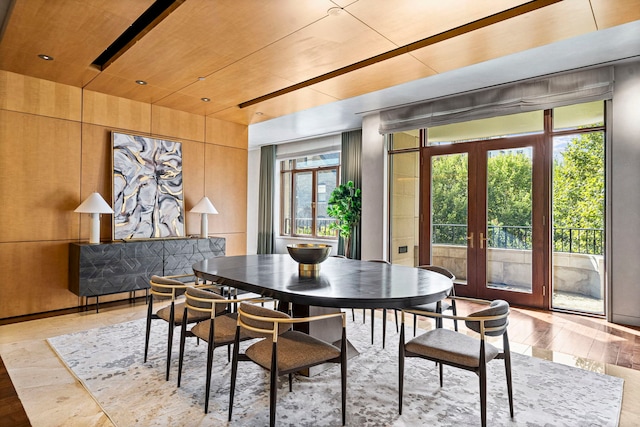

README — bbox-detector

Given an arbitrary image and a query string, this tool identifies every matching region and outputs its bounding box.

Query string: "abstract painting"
[112,132,185,240]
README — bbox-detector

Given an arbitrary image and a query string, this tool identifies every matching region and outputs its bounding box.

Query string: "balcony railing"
[283,217,337,237]
[432,224,603,255]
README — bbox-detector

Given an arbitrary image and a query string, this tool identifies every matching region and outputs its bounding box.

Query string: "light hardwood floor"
[1,299,639,426]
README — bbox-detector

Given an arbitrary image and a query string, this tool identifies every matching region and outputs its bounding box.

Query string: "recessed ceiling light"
[255,111,264,116]
[198,77,206,81]
[201,97,210,102]
[327,7,342,16]
[37,54,54,61]
[135,80,147,85]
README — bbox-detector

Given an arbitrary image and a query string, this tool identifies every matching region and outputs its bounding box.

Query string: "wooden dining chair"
[177,286,262,413]
[144,274,212,381]
[229,302,347,427]
[411,265,458,335]
[399,298,514,427]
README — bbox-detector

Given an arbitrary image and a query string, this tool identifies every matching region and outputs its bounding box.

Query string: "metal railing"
[283,218,337,237]
[432,224,603,255]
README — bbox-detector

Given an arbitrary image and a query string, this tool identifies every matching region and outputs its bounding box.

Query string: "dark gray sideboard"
[69,237,226,299]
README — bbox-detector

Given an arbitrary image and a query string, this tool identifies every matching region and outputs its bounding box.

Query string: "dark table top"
[192,254,453,309]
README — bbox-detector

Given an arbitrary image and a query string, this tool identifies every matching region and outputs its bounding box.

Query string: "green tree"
[553,132,604,229]
[430,153,468,244]
[487,150,532,227]
[431,153,468,225]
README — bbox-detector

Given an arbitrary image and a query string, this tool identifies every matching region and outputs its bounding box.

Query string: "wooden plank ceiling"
[1,0,639,126]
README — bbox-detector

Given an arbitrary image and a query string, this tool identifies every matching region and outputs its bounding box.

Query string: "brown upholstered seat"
[157,302,209,324]
[190,312,241,344]
[245,330,341,371]
[399,298,513,427]
[229,302,347,427]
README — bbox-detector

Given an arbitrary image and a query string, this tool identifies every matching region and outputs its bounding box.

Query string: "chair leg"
[341,327,347,426]
[398,323,405,415]
[452,300,459,331]
[394,309,399,332]
[479,341,488,427]
[269,342,278,427]
[479,364,487,427]
[362,308,366,323]
[228,327,241,421]
[204,320,215,414]
[144,299,153,363]
[412,313,417,337]
[438,362,443,387]
[370,309,375,345]
[382,309,387,349]
[351,308,355,322]
[504,332,514,418]
[288,373,293,392]
[165,303,175,381]
[177,310,188,387]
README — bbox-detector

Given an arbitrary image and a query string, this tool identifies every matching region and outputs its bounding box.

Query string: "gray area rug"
[48,314,623,426]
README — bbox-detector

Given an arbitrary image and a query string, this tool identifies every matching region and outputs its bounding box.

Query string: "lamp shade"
[190,196,218,214]
[74,192,114,214]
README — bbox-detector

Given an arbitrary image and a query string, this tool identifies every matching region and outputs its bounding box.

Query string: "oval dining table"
[192,254,453,308]
[192,254,453,371]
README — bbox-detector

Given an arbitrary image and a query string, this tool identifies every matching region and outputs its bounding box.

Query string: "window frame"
[280,157,340,239]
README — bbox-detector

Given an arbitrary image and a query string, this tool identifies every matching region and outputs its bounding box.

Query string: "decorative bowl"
[287,244,332,275]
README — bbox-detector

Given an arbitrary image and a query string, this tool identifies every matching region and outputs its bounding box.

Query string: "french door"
[420,135,548,308]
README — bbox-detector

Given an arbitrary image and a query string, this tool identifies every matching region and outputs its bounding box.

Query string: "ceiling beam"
[95,0,186,70]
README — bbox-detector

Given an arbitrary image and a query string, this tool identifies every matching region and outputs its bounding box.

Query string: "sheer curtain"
[257,145,276,254]
[339,130,362,259]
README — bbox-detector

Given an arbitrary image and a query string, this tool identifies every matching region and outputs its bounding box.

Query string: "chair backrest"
[150,275,188,300]
[416,265,455,280]
[238,302,292,339]
[185,286,228,316]
[465,299,509,337]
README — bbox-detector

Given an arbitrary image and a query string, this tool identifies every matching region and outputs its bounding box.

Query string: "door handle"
[466,232,474,249]
[480,232,488,249]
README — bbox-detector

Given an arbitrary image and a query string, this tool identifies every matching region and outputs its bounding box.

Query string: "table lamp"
[74,192,114,244]
[190,196,218,238]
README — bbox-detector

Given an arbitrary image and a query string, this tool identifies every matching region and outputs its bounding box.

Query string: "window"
[281,153,340,238]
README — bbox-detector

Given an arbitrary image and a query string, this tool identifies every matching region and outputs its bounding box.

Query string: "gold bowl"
[286,244,332,275]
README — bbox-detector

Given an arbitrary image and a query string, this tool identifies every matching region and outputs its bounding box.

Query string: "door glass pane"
[317,169,337,237]
[294,172,312,235]
[552,132,605,314]
[486,147,533,293]
[431,153,468,283]
[390,151,420,266]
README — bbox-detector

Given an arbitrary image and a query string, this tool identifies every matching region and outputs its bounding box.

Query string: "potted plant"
[327,180,362,259]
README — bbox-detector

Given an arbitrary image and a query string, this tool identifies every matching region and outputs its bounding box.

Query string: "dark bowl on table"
[286,244,332,265]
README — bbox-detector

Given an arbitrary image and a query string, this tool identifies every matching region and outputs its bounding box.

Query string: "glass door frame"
[419,134,550,309]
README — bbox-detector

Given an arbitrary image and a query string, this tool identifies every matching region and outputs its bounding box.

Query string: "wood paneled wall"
[0,70,248,320]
